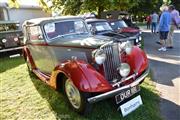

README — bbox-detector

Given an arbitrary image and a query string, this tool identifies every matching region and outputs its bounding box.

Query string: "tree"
[7,0,20,8]
[171,0,180,11]
[112,0,138,11]
[9,0,179,19]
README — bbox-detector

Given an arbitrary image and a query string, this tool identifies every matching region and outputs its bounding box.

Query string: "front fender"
[122,46,148,74]
[52,60,112,93]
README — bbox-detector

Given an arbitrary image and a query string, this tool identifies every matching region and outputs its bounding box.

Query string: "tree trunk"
[97,6,104,18]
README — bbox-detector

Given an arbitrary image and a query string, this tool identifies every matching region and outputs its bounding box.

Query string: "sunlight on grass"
[0,57,162,120]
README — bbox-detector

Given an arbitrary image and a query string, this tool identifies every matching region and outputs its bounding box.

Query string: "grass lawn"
[0,56,162,120]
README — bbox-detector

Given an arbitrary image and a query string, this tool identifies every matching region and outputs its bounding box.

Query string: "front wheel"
[64,78,92,115]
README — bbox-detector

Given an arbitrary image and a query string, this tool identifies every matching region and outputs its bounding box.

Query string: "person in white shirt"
[151,12,159,33]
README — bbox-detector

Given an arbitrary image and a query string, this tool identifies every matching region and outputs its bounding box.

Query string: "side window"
[27,26,43,42]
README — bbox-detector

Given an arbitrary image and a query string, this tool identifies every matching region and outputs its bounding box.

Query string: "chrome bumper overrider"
[87,68,149,103]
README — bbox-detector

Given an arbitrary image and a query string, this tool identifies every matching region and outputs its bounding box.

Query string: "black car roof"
[23,16,84,26]
[85,18,107,23]
[107,19,123,22]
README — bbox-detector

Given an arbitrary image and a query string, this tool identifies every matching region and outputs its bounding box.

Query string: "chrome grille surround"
[102,42,121,81]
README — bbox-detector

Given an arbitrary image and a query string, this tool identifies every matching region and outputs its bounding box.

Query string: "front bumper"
[87,68,149,103]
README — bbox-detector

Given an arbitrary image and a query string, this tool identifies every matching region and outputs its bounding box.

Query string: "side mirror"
[90,26,96,35]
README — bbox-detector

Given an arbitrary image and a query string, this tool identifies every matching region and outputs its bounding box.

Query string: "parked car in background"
[86,18,142,47]
[23,16,149,115]
[100,10,139,29]
[107,19,142,47]
[0,21,23,51]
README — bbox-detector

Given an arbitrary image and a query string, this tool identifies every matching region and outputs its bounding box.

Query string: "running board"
[33,69,50,82]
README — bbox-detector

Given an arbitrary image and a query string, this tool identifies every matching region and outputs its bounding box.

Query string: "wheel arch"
[49,60,112,93]
[55,72,68,92]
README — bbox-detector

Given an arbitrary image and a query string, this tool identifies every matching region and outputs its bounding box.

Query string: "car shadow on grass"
[0,56,25,73]
[29,72,162,120]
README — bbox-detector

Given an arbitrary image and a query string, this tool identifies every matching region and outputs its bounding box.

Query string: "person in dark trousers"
[146,15,151,29]
[151,12,159,33]
[158,6,171,52]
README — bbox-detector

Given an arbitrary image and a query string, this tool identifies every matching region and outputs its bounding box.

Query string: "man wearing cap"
[158,6,171,52]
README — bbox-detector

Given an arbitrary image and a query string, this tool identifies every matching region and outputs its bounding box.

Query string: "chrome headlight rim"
[138,36,142,41]
[2,39,7,43]
[136,38,139,43]
[124,41,133,55]
[119,63,130,77]
[94,49,106,65]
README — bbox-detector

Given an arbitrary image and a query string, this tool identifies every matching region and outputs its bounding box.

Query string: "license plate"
[115,85,140,104]
[120,95,143,117]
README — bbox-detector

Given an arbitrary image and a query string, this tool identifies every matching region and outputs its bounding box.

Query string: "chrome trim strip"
[112,72,138,87]
[0,46,23,53]
[100,41,113,49]
[87,68,149,103]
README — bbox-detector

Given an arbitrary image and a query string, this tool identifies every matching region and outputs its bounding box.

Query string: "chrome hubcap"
[65,79,81,109]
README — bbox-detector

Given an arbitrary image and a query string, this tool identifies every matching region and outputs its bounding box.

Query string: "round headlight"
[136,38,139,43]
[14,37,19,42]
[124,41,133,55]
[95,49,106,65]
[139,36,142,41]
[119,63,130,77]
[2,39,7,43]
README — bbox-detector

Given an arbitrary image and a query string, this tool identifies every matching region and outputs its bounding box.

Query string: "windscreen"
[44,20,89,40]
[88,21,112,33]
[109,20,128,30]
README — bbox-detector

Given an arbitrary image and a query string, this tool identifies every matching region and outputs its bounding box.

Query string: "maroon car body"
[23,16,149,114]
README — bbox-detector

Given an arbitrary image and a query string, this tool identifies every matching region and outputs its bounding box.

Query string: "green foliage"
[7,0,180,19]
[7,0,20,8]
[171,0,180,11]
[130,0,163,16]
[112,0,138,11]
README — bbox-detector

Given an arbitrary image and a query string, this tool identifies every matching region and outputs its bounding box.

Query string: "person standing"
[151,12,159,33]
[146,15,151,29]
[158,6,171,52]
[167,5,180,49]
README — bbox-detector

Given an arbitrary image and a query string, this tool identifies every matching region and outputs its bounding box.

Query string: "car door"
[26,25,54,74]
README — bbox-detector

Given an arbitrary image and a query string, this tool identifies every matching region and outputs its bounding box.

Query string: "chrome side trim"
[87,68,149,104]
[0,46,23,53]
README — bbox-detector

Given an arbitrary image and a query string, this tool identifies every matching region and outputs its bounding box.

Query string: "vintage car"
[107,19,142,47]
[23,16,149,114]
[86,18,142,47]
[0,21,23,51]
[100,10,139,29]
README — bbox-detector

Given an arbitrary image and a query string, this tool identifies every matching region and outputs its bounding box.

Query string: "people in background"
[167,5,180,49]
[151,12,159,33]
[158,6,171,52]
[146,15,151,29]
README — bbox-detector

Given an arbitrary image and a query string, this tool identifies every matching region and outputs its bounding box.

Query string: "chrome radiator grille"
[103,43,121,81]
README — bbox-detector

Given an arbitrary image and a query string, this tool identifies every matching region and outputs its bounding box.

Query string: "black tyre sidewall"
[63,78,92,115]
